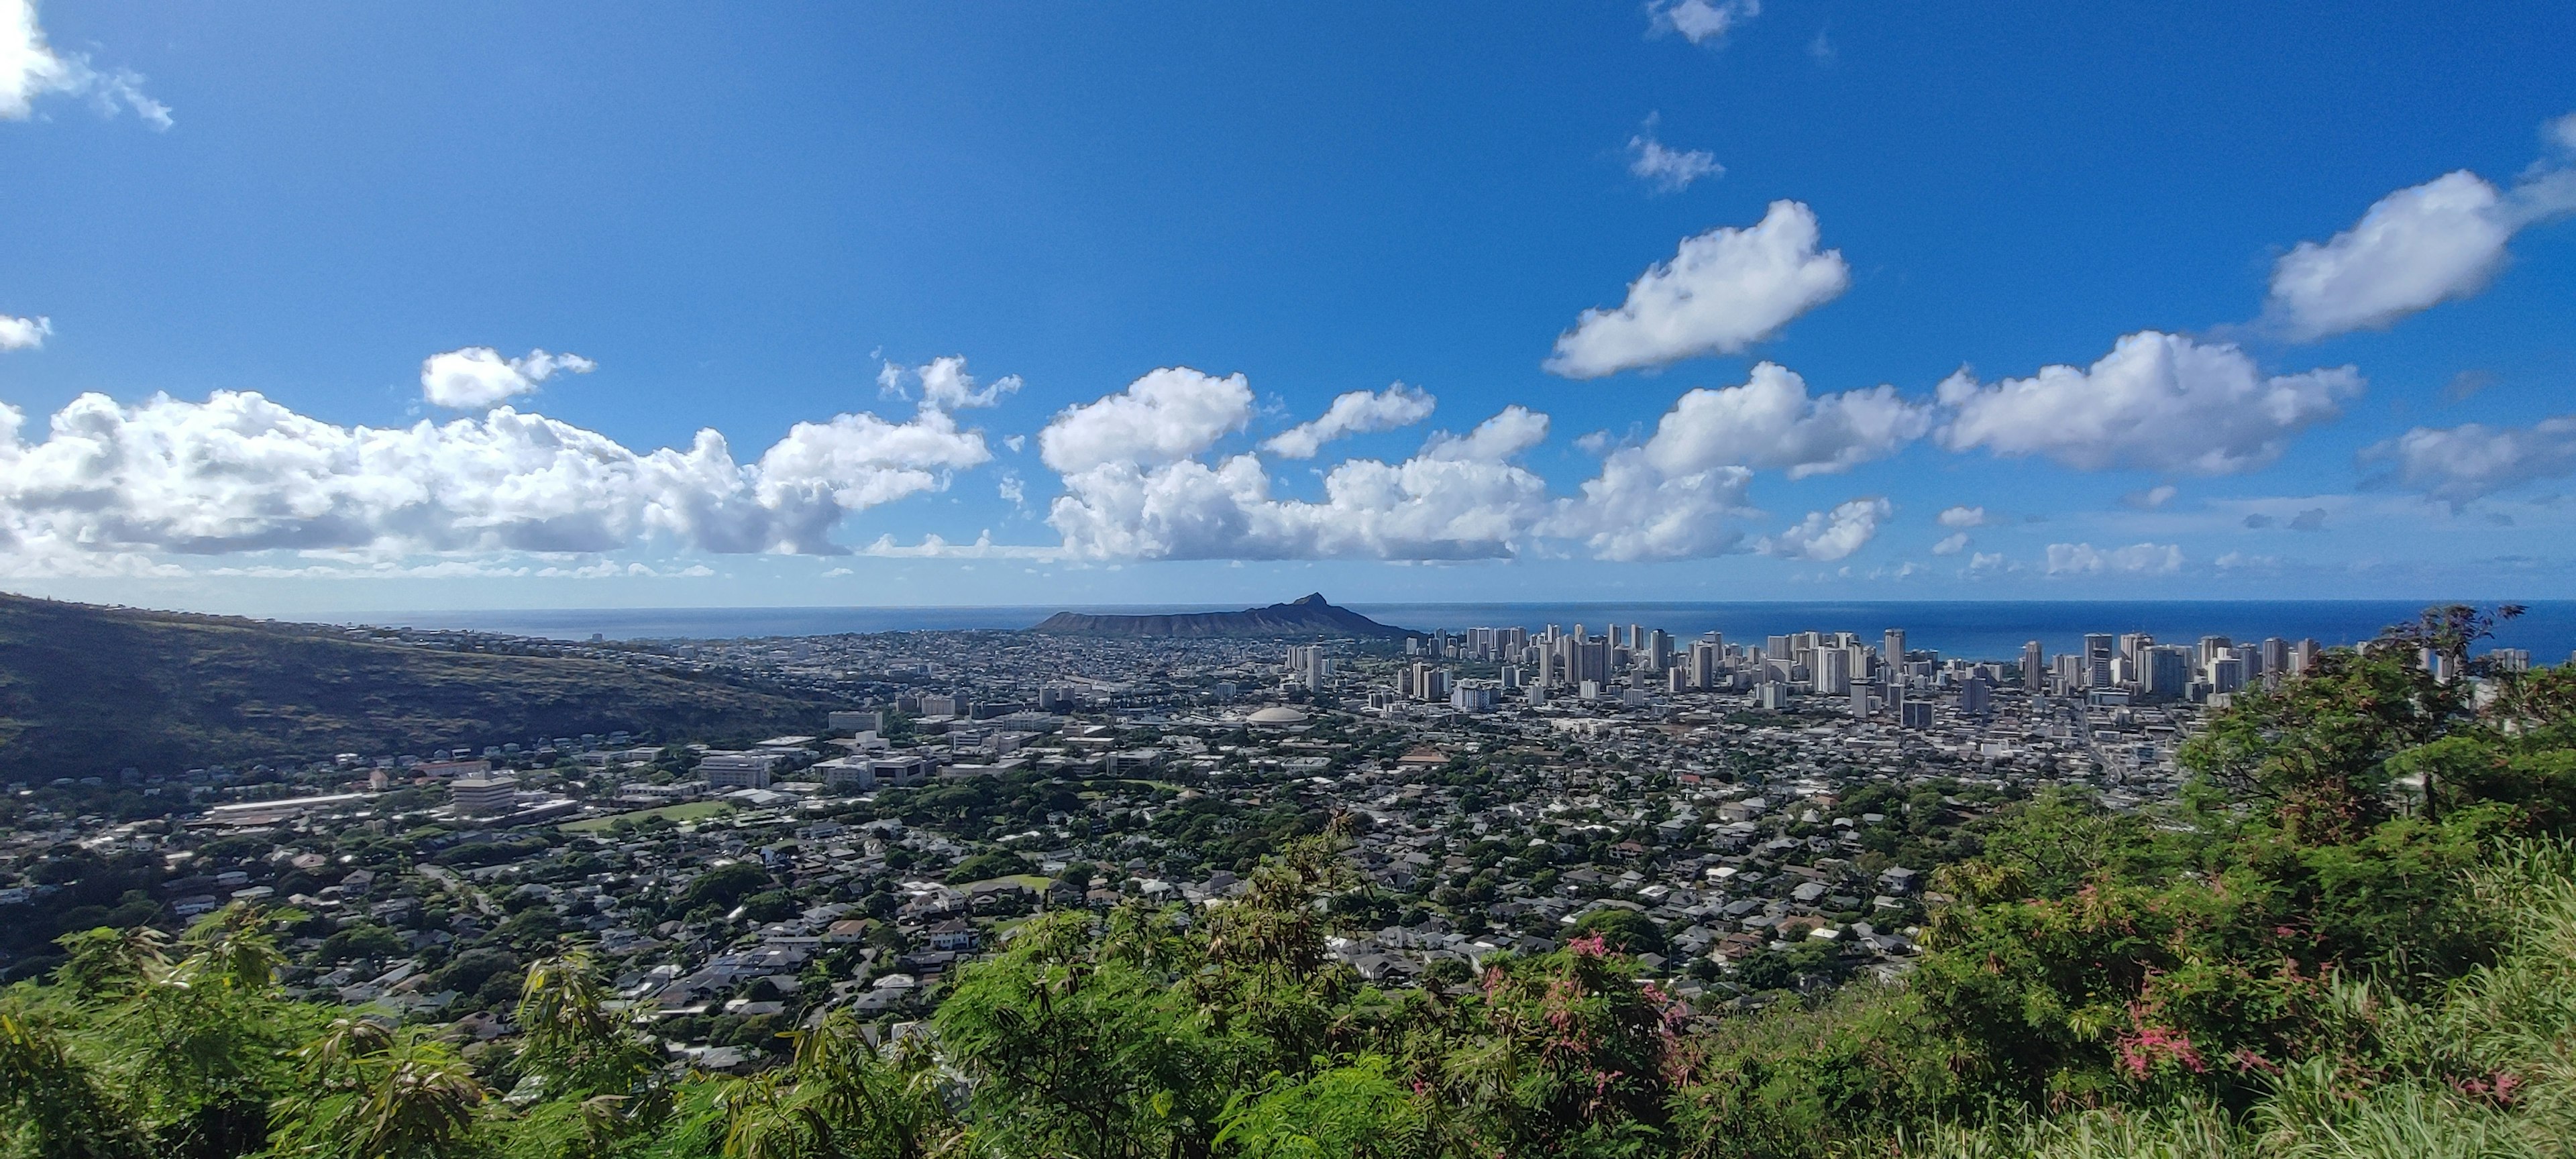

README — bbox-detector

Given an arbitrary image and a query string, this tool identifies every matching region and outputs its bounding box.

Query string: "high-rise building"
[1573,637,1612,686]
[2261,637,2290,678]
[1849,679,1872,718]
[1285,645,1330,689]
[2211,656,2247,694]
[1958,675,1991,716]
[2084,634,2116,688]
[2291,639,2321,675]
[1884,628,1907,672]
[2198,635,2235,672]
[1647,628,1673,671]
[1814,646,1852,696]
[1900,699,1933,729]
[2142,645,2192,702]
[1690,641,1721,690]
[2022,641,2045,692]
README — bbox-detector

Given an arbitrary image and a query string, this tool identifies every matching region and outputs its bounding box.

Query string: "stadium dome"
[1245,706,1310,726]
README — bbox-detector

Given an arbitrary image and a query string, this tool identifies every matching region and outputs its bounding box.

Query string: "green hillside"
[0,594,836,779]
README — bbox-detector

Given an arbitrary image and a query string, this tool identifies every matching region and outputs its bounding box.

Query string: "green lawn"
[559,800,733,832]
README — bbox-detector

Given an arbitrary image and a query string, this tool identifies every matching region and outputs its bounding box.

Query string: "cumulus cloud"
[2045,541,2184,575]
[1756,497,1889,561]
[878,355,1020,410]
[1936,504,1988,529]
[1638,362,1930,480]
[2122,484,2178,510]
[2265,117,2576,340]
[1651,0,1759,45]
[0,313,47,350]
[1627,115,1721,194]
[420,347,596,409]
[1546,450,1752,561]
[0,387,991,569]
[1931,531,1969,555]
[2265,172,2516,339]
[1,0,168,127]
[1050,406,1554,562]
[1262,382,1436,459]
[1936,331,2360,476]
[2361,415,2576,506]
[1530,364,1917,561]
[1038,366,1252,473]
[1544,201,1849,378]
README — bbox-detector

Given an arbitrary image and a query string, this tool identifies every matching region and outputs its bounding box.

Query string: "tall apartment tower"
[1814,646,1852,697]
[2022,640,2045,692]
[2083,634,2116,688]
[1883,628,1907,672]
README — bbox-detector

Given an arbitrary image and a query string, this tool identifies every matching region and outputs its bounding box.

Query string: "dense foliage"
[9,605,2576,1158]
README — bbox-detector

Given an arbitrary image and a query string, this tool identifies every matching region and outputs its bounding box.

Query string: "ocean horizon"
[350,599,2576,663]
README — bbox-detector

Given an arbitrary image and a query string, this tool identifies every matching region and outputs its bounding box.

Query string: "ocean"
[354,600,2576,663]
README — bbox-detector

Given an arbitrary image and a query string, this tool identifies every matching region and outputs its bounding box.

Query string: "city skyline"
[3,3,2574,614]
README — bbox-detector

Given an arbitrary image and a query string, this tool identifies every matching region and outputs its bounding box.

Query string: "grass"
[559,800,734,832]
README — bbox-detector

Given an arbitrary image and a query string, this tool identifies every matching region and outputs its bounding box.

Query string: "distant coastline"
[350,598,2576,661]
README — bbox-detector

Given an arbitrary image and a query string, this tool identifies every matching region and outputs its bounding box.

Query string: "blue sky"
[1,0,2572,613]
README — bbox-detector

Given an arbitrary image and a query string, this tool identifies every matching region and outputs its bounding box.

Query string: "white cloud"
[1262,382,1436,458]
[1968,551,2007,573]
[1,0,168,128]
[1651,0,1759,45]
[1546,449,1752,561]
[2265,172,2515,339]
[0,313,47,350]
[1756,497,1889,561]
[2265,117,2576,340]
[859,531,1058,559]
[1935,331,2360,476]
[2045,541,2184,575]
[1544,201,1849,379]
[997,472,1026,508]
[420,347,596,409]
[1627,115,1721,194]
[1049,406,1555,562]
[1418,404,1550,463]
[2361,415,2576,506]
[1935,504,1987,528]
[2122,484,2178,510]
[1038,366,1252,473]
[1532,366,1917,563]
[1931,531,1968,555]
[0,386,991,569]
[1639,362,1930,480]
[878,355,1020,410]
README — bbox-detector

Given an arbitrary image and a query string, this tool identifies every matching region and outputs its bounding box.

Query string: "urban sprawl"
[1,617,2530,1070]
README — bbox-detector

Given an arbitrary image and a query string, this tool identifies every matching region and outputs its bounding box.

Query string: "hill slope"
[1029,593,1417,639]
[0,594,837,779]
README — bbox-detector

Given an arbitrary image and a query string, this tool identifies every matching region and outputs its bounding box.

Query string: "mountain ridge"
[1028,593,1417,639]
[0,593,837,779]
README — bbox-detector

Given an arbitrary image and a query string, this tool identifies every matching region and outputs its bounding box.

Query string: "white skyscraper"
[1815,646,1852,697]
